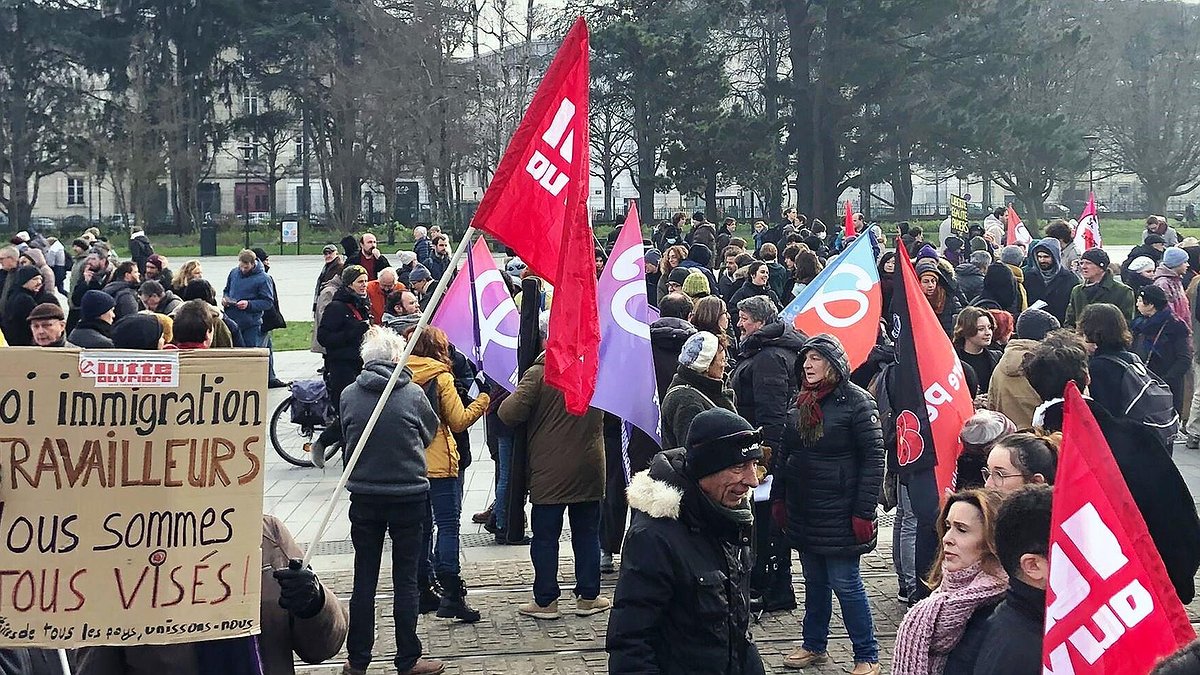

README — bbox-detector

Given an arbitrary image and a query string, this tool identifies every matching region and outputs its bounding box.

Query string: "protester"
[406,326,490,623]
[973,485,1052,675]
[68,290,117,348]
[686,211,717,252]
[408,265,434,308]
[983,432,1058,495]
[878,252,897,314]
[660,331,734,448]
[143,253,172,290]
[382,289,421,326]
[893,489,1007,675]
[986,309,1014,348]
[1146,213,1181,247]
[222,250,275,349]
[1043,220,1079,273]
[366,267,400,325]
[717,246,741,301]
[180,279,240,348]
[656,245,688,303]
[1064,248,1134,327]
[1153,246,1192,333]
[680,270,711,300]
[337,326,442,675]
[1131,284,1192,413]
[729,261,782,310]
[791,248,823,301]
[103,261,143,319]
[1023,331,1200,603]
[952,307,1000,395]
[345,233,391,281]
[412,225,432,266]
[498,316,610,620]
[138,280,182,316]
[111,313,164,350]
[166,299,216,349]
[644,249,662,306]
[663,266,691,297]
[173,259,203,295]
[955,410,1016,491]
[678,243,719,291]
[424,234,452,281]
[998,246,1028,312]
[3,267,51,346]
[775,334,883,674]
[760,243,789,300]
[19,247,55,297]
[607,409,764,674]
[974,255,1020,317]
[989,308,1059,428]
[77,515,347,675]
[915,257,961,336]
[1077,303,1151,420]
[1122,233,1167,285]
[127,226,153,275]
[1022,238,1076,323]
[27,303,71,347]
[252,248,288,387]
[313,265,373,467]
[955,252,988,302]
[69,249,114,317]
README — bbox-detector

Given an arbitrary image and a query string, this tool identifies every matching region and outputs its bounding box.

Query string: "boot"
[435,573,481,623]
[418,575,441,614]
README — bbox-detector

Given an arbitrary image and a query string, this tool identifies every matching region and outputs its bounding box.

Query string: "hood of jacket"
[650,317,697,352]
[407,354,451,386]
[740,320,806,357]
[982,263,1017,303]
[239,259,266,278]
[799,333,851,381]
[954,263,984,281]
[627,448,751,538]
[1031,238,1062,267]
[354,360,414,393]
[686,243,713,267]
[21,248,47,268]
[1007,263,1024,283]
[1154,265,1182,282]
[102,279,136,296]
[999,338,1038,377]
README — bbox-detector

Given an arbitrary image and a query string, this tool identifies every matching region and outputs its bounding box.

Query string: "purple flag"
[431,238,520,391]
[591,210,661,446]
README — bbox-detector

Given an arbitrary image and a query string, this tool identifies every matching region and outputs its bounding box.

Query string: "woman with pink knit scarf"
[892,489,1008,675]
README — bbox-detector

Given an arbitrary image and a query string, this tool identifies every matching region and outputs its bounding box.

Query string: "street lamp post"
[1083,133,1100,197]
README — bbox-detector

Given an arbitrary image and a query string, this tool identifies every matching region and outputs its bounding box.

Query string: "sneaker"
[268,378,290,389]
[517,598,560,619]
[600,552,615,574]
[398,658,446,675]
[1188,435,1199,450]
[310,438,327,469]
[849,663,880,675]
[341,665,366,675]
[574,595,612,616]
[783,647,829,669]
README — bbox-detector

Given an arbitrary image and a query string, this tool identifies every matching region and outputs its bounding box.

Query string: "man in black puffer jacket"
[729,295,805,612]
[607,409,765,675]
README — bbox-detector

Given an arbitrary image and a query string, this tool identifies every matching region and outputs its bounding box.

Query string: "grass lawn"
[273,322,313,352]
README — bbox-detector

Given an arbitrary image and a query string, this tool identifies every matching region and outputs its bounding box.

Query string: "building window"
[242,93,259,116]
[67,178,84,206]
[240,136,257,163]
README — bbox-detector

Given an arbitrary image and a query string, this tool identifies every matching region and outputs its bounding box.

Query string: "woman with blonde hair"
[404,325,490,623]
[893,489,1008,675]
[172,259,203,294]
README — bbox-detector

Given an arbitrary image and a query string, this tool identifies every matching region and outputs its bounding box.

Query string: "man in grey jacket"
[339,326,444,675]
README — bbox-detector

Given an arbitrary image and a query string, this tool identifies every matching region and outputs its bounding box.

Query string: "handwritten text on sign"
[0,348,266,647]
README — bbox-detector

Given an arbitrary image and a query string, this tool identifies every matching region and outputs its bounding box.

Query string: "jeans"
[494,434,514,531]
[799,552,879,663]
[428,477,462,576]
[907,467,942,604]
[530,501,601,606]
[347,498,425,672]
[240,324,262,354]
[892,483,917,596]
[1187,362,1200,438]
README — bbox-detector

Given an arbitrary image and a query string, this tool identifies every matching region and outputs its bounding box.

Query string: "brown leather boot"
[398,658,446,675]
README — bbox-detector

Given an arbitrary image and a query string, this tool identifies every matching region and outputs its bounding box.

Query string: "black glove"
[273,560,324,619]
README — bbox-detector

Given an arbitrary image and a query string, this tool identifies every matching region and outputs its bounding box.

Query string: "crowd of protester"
[7,209,1200,674]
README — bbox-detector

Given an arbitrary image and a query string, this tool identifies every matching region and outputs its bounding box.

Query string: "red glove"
[852,517,876,544]
[771,500,787,531]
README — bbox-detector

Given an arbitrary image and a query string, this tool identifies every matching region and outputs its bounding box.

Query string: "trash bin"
[200,225,217,257]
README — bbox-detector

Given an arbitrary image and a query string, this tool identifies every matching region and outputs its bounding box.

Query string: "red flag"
[1073,192,1102,252]
[1044,384,1195,672]
[468,18,598,413]
[888,252,974,496]
[843,200,857,238]
[1005,204,1031,246]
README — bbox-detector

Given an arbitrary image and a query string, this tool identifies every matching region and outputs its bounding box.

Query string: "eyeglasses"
[981,467,1028,484]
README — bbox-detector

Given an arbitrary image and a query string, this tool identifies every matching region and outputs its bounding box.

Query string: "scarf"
[795,378,837,444]
[892,561,1007,675]
[1037,260,1059,284]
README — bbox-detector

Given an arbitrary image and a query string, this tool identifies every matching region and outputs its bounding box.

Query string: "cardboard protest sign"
[0,348,266,648]
[949,194,969,238]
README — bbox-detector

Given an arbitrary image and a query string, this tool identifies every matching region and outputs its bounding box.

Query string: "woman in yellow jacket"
[407,326,490,622]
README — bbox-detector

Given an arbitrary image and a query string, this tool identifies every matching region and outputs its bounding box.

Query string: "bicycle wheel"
[269,397,318,468]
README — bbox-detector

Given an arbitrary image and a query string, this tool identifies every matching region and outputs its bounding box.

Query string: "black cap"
[1144,233,1166,246]
[685,409,763,479]
[1080,248,1110,269]
[1138,284,1168,310]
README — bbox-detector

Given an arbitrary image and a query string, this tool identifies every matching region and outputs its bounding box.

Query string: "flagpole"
[466,235,484,368]
[300,225,478,567]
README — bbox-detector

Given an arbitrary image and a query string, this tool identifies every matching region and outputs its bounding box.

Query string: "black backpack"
[1093,354,1180,449]
[289,379,331,427]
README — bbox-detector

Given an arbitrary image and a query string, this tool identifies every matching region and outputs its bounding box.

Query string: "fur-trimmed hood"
[627,449,688,521]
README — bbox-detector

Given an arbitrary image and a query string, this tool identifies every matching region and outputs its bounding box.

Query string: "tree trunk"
[634,111,658,228]
[1143,180,1171,217]
[704,170,718,220]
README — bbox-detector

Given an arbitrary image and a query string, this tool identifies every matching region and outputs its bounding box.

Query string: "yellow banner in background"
[0,348,266,648]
